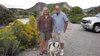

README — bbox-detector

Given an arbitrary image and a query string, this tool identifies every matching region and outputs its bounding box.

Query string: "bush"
[29,16,39,47]
[29,16,39,36]
[11,16,39,48]
[69,14,85,23]
[62,6,69,15]
[0,25,20,56]
[32,11,39,18]
[0,16,39,56]
[69,6,85,23]
[48,4,55,15]
[0,10,15,25]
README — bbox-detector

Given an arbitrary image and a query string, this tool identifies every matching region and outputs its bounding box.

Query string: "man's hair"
[55,5,60,8]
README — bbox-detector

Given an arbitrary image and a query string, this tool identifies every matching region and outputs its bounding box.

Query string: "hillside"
[48,2,71,10]
[0,2,72,25]
[27,2,46,11]
[27,2,72,12]
[0,4,9,11]
[0,4,14,25]
[84,5,100,16]
[83,7,96,12]
[87,6,100,14]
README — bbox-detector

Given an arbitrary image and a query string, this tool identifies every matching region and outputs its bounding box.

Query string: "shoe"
[60,49,64,56]
[43,50,48,55]
[39,51,43,55]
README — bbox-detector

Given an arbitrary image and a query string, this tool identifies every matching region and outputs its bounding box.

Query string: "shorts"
[53,32,66,43]
[40,32,51,40]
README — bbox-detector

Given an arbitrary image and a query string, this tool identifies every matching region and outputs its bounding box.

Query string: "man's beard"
[56,13,59,16]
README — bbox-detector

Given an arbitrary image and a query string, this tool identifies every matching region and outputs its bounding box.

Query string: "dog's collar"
[53,42,55,47]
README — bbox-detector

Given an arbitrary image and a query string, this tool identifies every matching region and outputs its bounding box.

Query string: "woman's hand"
[51,33,55,38]
[38,31,40,35]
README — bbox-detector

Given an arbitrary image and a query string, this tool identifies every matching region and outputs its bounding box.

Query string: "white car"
[81,13,100,32]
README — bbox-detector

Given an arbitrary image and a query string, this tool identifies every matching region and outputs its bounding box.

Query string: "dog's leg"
[54,53,56,56]
[50,52,52,56]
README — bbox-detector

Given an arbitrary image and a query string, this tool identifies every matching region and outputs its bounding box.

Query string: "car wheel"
[93,24,100,33]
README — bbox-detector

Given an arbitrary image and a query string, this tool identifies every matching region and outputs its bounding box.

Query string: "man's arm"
[63,13,68,33]
[64,21,68,33]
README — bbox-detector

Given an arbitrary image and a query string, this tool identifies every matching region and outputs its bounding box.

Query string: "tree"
[0,25,20,56]
[11,19,38,48]
[29,16,39,47]
[48,4,55,15]
[0,8,15,25]
[29,16,39,38]
[0,15,39,55]
[69,6,85,23]
[32,11,39,18]
[69,6,83,15]
[62,6,69,15]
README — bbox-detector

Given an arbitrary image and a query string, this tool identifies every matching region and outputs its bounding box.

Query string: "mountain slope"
[87,6,100,14]
[27,2,46,11]
[83,7,96,12]
[27,2,72,12]
[0,4,14,25]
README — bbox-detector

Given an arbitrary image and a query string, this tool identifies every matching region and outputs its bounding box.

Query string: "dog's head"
[53,42,59,48]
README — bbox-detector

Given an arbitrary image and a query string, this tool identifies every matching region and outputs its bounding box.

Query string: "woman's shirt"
[38,16,53,33]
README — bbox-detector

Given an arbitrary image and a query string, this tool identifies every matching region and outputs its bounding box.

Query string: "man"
[52,5,68,56]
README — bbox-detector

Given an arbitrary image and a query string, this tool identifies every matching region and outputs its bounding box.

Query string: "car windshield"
[95,13,100,18]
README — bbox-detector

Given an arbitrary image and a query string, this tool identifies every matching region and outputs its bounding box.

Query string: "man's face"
[55,6,60,14]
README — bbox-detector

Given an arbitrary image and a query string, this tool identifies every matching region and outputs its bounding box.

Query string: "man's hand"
[64,21,68,33]
[64,30,66,33]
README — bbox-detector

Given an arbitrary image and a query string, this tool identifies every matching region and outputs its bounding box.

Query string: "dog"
[48,41,60,56]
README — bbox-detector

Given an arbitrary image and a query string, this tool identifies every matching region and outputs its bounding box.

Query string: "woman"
[38,7,53,55]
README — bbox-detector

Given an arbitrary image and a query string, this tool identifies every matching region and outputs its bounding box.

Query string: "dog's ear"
[49,43,52,49]
[53,42,55,47]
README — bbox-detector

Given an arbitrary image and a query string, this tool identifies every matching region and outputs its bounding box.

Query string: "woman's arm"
[38,16,41,31]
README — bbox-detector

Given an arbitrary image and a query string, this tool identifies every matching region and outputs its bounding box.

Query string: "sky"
[0,0,100,9]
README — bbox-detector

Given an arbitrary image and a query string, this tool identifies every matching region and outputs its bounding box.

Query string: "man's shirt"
[52,12,68,33]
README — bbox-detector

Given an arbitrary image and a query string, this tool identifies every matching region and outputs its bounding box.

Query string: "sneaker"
[60,49,64,56]
[39,52,43,55]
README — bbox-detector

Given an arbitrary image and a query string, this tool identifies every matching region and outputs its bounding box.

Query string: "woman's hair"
[41,7,49,16]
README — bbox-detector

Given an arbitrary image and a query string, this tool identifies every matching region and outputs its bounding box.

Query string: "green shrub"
[11,17,39,48]
[29,16,39,36]
[69,6,85,23]
[0,10,15,25]
[48,4,55,15]
[69,14,85,23]
[29,16,39,47]
[0,26,20,56]
[62,6,69,15]
[0,16,39,56]
[32,11,39,18]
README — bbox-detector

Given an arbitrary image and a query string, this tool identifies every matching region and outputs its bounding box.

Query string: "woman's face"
[43,9,49,15]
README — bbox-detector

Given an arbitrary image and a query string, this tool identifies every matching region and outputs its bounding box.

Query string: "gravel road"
[18,23,100,56]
